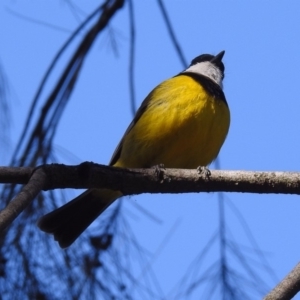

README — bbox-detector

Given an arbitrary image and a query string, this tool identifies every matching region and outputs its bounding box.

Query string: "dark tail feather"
[37,189,121,248]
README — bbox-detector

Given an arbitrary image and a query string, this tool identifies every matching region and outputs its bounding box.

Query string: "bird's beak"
[211,51,225,64]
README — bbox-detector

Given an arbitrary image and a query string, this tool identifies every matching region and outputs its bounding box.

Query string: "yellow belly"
[114,75,230,169]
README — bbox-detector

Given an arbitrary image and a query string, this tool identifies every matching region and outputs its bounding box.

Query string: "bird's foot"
[197,166,211,179]
[151,164,165,180]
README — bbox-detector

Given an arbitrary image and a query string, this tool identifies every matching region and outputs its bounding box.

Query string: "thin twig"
[128,0,136,115]
[156,0,188,68]
[9,4,104,165]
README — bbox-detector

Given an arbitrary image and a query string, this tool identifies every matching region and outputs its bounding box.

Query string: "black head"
[190,51,225,74]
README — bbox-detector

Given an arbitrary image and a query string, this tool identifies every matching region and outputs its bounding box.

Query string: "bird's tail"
[37,189,121,248]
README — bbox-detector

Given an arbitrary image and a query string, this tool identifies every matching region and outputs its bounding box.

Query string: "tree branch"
[0,168,46,231]
[0,162,299,234]
[1,162,300,298]
[0,166,33,184]
[0,162,299,195]
[264,262,300,300]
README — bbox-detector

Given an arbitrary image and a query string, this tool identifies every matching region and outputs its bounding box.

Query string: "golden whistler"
[38,51,230,248]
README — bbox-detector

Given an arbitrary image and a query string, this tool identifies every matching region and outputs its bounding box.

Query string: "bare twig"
[264,262,300,300]
[9,4,103,166]
[128,0,136,115]
[10,0,125,167]
[156,0,187,68]
[0,168,46,231]
[0,61,10,150]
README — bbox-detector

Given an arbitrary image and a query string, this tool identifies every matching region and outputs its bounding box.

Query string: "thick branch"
[264,262,300,300]
[0,163,300,195]
[1,163,300,298]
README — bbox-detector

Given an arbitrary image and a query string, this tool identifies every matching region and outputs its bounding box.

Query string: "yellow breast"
[115,75,230,169]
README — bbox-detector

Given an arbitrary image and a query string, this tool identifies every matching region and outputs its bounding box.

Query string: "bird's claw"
[197,166,211,179]
[152,164,165,180]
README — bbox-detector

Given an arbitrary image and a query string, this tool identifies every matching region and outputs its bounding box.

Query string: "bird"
[37,51,230,248]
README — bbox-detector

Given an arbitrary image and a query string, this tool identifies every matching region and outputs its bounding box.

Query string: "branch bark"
[264,262,300,300]
[0,167,46,231]
[1,163,300,195]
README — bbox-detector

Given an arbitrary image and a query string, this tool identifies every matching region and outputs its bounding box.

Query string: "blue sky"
[1,1,300,298]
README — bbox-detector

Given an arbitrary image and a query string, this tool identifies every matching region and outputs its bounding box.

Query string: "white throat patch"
[184,61,223,88]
